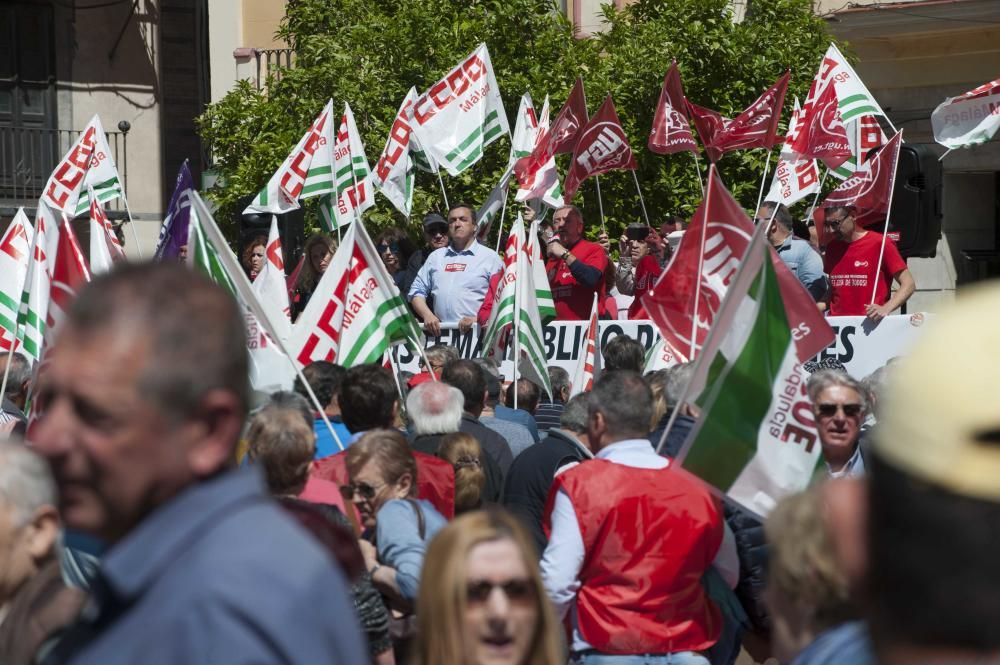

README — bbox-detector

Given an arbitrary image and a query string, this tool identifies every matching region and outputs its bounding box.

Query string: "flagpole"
[631,171,651,226]
[495,194,509,253]
[386,348,406,404]
[120,196,145,259]
[437,171,450,210]
[689,164,715,360]
[804,167,830,222]
[870,168,902,307]
[512,245,521,411]
[754,148,774,215]
[594,176,607,235]
[691,151,705,197]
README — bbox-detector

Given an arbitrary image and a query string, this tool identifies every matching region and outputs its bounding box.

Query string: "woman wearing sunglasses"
[343,429,447,659]
[413,509,563,665]
[376,228,417,293]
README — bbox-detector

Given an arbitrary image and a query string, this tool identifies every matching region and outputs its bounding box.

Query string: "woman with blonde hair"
[292,233,337,318]
[413,509,563,665]
[436,432,486,514]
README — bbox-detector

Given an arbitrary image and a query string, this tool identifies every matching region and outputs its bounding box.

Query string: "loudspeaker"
[882,144,942,259]
[234,196,305,276]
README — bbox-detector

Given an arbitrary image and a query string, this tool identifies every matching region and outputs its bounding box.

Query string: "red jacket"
[545,459,722,653]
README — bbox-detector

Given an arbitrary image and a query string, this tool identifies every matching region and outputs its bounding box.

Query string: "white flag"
[373,88,420,217]
[931,77,1000,150]
[322,103,375,231]
[251,215,292,343]
[41,117,100,217]
[766,100,821,206]
[514,96,564,210]
[74,118,125,216]
[0,209,33,353]
[411,44,510,176]
[244,100,336,215]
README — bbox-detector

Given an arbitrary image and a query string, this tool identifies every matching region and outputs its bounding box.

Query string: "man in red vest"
[541,371,736,663]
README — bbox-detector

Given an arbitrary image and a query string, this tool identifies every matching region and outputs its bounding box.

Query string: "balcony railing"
[254,48,296,91]
[0,124,129,212]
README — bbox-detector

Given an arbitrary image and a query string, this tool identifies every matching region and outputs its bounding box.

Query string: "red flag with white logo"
[548,77,589,155]
[790,80,851,170]
[649,61,697,155]
[813,130,903,244]
[563,95,638,200]
[688,72,790,163]
[647,166,830,362]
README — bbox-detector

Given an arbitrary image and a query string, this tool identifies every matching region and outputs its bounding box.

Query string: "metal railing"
[0,124,129,211]
[254,48,296,90]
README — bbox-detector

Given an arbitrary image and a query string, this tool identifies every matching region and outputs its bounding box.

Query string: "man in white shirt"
[807,369,867,478]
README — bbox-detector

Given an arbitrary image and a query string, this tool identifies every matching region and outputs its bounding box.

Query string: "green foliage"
[198,0,836,243]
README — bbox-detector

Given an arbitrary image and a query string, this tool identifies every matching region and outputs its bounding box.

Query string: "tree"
[198,0,835,245]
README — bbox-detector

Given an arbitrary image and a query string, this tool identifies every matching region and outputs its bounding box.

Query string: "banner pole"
[437,171,450,210]
[691,151,705,198]
[631,171,651,226]
[754,148,773,215]
[689,164,714,360]
[594,175,606,235]
[495,194,509,253]
[512,249,521,411]
[804,167,830,223]
[120,196,144,259]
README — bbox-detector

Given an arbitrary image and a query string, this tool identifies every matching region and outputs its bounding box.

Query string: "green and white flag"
[513,95,564,210]
[479,215,552,399]
[831,114,889,181]
[816,43,888,124]
[525,218,555,323]
[74,117,125,216]
[373,88,421,217]
[671,225,833,517]
[476,168,513,240]
[510,92,540,162]
[244,100,336,215]
[15,205,57,363]
[321,103,375,232]
[0,208,33,353]
[288,218,422,368]
[189,192,296,393]
[411,43,509,176]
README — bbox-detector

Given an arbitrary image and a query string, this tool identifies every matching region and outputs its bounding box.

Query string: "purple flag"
[153,161,195,260]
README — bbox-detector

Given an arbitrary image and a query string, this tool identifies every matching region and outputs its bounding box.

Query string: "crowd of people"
[256,199,916,326]
[0,193,962,665]
[0,258,985,665]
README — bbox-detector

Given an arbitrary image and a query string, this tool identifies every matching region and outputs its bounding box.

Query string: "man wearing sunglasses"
[807,369,869,478]
[408,205,503,336]
[820,205,915,321]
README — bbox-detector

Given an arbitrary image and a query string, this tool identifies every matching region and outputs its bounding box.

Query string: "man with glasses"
[807,369,868,478]
[408,204,503,336]
[820,205,915,320]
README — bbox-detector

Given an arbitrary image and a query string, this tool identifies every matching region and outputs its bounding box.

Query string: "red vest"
[546,459,723,654]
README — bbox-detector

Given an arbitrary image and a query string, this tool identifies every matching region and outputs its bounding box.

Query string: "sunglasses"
[816,402,863,418]
[426,225,448,237]
[466,578,536,605]
[340,481,384,501]
[377,243,401,255]
[824,216,849,228]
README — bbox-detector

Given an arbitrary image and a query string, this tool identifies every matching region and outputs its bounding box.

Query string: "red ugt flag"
[688,71,790,162]
[548,77,589,155]
[791,80,851,170]
[649,61,697,154]
[563,95,637,200]
[813,130,903,244]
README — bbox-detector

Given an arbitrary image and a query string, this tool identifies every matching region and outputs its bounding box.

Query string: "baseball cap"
[423,213,447,231]
[876,286,1000,501]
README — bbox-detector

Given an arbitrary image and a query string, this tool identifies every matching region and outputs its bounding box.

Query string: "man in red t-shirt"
[821,205,915,320]
[545,205,610,320]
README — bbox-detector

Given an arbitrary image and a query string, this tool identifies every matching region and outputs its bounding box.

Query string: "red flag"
[48,218,91,332]
[646,166,829,362]
[649,61,697,154]
[549,77,589,155]
[688,71,790,162]
[813,130,903,244]
[563,95,638,200]
[791,80,851,170]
